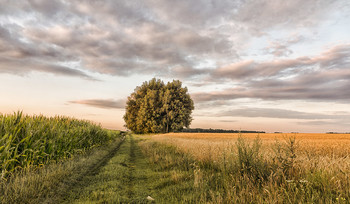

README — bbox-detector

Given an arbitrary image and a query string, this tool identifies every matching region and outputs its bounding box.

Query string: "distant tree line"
[178,128,265,133]
[326,132,350,134]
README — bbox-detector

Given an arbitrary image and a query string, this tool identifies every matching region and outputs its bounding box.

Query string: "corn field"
[0,111,116,179]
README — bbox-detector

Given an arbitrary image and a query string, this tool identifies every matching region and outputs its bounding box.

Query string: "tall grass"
[140,133,350,203]
[0,135,124,204]
[0,111,115,179]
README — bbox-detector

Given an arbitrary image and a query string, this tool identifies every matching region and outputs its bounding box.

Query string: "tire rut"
[126,135,136,199]
[42,135,126,204]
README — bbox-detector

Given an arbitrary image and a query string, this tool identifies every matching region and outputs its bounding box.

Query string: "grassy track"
[3,134,196,203]
[43,135,126,203]
[67,135,158,203]
[66,134,202,203]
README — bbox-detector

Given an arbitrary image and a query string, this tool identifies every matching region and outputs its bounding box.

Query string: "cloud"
[296,120,338,126]
[263,42,293,57]
[194,44,350,102]
[213,44,350,80]
[210,108,350,128]
[28,0,66,18]
[216,108,345,120]
[262,35,305,57]
[69,99,126,109]
[218,120,237,123]
[146,0,235,28]
[0,0,349,81]
[236,0,339,35]
[297,120,350,127]
[0,23,96,80]
[0,56,96,80]
[0,0,235,79]
[170,66,208,78]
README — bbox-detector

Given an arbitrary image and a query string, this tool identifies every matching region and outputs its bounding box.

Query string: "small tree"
[124,78,194,134]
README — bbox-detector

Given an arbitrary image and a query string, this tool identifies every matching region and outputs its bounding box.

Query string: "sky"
[1,0,350,133]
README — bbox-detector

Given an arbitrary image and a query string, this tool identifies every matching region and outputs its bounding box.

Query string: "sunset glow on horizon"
[1,0,350,133]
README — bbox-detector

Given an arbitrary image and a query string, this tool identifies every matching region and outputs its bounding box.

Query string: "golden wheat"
[150,133,350,174]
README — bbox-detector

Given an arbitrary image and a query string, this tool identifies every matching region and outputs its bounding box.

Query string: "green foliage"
[124,78,194,134]
[0,111,117,179]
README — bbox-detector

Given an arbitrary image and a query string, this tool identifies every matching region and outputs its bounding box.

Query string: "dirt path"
[40,135,126,203]
[64,135,158,203]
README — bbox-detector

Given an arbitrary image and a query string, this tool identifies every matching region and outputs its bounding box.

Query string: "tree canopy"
[124,78,194,134]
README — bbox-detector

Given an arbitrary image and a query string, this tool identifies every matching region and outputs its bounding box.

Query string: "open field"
[2,128,349,203]
[151,133,350,168]
[139,132,350,203]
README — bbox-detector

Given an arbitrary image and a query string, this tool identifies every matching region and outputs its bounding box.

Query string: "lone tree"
[124,78,194,134]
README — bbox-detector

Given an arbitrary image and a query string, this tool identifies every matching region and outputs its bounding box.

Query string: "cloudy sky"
[1,0,350,133]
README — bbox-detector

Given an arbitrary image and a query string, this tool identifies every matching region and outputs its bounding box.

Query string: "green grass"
[0,111,117,178]
[0,136,124,204]
[68,135,181,203]
[68,135,147,203]
[67,135,207,203]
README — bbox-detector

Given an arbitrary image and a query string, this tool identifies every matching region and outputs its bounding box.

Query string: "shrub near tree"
[124,78,194,134]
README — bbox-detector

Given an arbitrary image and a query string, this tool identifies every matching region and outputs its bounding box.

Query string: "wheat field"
[139,132,350,202]
[150,133,350,174]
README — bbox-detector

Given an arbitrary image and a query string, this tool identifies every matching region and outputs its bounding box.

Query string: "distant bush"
[179,128,265,133]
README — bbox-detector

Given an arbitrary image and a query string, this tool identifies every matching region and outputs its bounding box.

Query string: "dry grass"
[140,133,350,202]
[150,133,350,174]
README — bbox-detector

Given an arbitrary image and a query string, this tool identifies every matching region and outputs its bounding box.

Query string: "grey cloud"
[192,79,350,102]
[213,55,320,80]
[192,87,248,103]
[0,24,91,79]
[198,44,350,102]
[28,0,66,18]
[69,99,126,109]
[21,18,221,77]
[218,120,237,123]
[263,40,296,57]
[297,120,350,127]
[213,60,255,79]
[170,66,208,78]
[72,0,153,25]
[297,120,339,126]
[236,0,338,34]
[213,108,350,128]
[0,1,30,15]
[0,0,349,81]
[206,106,350,130]
[147,0,235,28]
[268,34,307,57]
[0,56,96,80]
[0,0,238,79]
[216,108,340,120]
